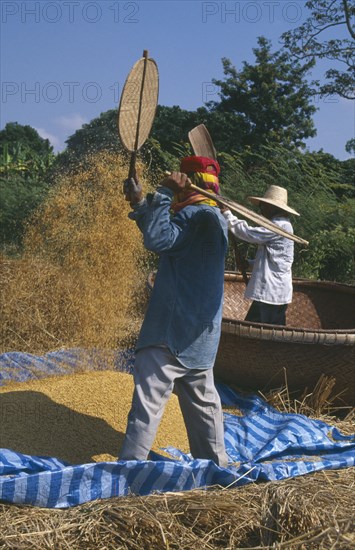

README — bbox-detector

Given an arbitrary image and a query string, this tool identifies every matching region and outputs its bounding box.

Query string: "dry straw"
[0,470,354,549]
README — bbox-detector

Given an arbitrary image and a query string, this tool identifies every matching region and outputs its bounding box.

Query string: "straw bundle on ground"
[1,469,354,549]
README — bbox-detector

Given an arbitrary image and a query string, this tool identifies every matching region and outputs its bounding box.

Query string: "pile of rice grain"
[0,370,190,464]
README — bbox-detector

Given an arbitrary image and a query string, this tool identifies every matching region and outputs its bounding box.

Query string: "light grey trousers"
[119,346,229,468]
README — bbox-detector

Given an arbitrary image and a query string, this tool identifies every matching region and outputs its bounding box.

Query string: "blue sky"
[1,0,354,159]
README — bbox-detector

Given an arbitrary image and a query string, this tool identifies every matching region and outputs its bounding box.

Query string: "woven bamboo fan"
[118,50,159,178]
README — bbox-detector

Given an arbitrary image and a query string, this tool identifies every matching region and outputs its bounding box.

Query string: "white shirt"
[223,210,294,305]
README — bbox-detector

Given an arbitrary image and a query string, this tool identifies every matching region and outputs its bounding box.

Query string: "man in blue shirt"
[119,157,229,468]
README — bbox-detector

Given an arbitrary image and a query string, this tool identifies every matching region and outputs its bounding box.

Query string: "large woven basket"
[216,272,355,406]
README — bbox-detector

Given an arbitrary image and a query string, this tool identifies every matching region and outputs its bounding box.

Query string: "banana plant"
[0,143,12,173]
[0,142,28,174]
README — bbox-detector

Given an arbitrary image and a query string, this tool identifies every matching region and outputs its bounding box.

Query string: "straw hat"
[248,185,300,216]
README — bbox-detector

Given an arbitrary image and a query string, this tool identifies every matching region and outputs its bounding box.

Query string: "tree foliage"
[0,123,54,251]
[0,122,54,158]
[150,105,245,158]
[208,37,317,150]
[53,108,180,176]
[282,0,355,99]
[345,138,355,154]
[150,106,196,154]
[0,175,49,248]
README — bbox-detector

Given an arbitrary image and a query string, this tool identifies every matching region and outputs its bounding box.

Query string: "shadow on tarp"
[0,348,354,509]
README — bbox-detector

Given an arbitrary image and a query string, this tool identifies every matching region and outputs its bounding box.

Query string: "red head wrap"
[180,156,220,176]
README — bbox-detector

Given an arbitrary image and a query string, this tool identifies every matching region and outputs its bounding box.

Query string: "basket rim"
[221,317,355,344]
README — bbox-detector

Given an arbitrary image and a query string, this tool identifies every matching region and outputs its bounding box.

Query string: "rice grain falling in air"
[1,152,154,354]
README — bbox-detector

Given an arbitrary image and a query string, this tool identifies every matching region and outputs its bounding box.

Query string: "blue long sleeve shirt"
[129,187,228,369]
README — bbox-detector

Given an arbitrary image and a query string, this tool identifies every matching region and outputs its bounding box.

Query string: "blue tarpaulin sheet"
[1,349,354,508]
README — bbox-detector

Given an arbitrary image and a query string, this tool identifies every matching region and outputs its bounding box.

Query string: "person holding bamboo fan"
[119,156,229,468]
[222,185,300,326]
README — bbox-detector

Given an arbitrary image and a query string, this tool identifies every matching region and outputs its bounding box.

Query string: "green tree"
[208,37,317,151]
[151,105,246,158]
[0,123,54,250]
[282,0,355,99]
[150,105,197,154]
[345,138,355,155]
[0,122,54,158]
[0,122,55,178]
[0,174,50,248]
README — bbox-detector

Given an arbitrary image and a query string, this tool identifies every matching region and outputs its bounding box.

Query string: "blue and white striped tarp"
[1,349,354,508]
[0,348,135,385]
